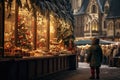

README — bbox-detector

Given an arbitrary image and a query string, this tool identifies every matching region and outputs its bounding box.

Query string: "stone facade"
[71,0,120,41]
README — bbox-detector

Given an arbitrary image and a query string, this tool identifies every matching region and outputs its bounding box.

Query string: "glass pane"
[0,1,4,57]
[18,0,33,51]
[37,13,47,50]
[36,13,57,51]
[4,0,15,56]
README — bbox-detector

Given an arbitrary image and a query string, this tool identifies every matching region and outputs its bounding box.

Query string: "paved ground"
[39,62,120,80]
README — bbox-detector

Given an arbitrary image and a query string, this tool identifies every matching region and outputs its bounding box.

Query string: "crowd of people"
[76,38,120,79]
[77,43,120,66]
[74,38,120,79]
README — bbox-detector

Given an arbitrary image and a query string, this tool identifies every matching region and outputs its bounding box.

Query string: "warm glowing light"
[50,26,55,33]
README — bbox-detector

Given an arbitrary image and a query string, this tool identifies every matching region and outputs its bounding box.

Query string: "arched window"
[108,22,113,30]
[91,21,98,31]
[91,5,97,13]
[104,6,109,14]
[84,24,90,31]
[116,22,120,29]
[86,24,89,31]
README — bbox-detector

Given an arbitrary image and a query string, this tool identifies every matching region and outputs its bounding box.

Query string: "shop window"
[4,0,16,56]
[4,0,34,56]
[3,0,74,57]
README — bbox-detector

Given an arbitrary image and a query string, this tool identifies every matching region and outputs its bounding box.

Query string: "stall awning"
[74,39,115,45]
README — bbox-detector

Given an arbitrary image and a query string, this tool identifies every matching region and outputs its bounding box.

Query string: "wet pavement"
[39,62,120,80]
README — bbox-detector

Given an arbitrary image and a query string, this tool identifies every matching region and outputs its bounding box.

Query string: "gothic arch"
[104,6,109,14]
[86,24,89,31]
[86,0,98,13]
[91,5,97,13]
[91,20,98,31]
[116,21,120,29]
[107,22,113,30]
[84,14,92,22]
[84,24,90,31]
[84,14,92,32]
[104,0,110,14]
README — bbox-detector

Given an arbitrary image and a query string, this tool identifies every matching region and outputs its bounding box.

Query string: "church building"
[72,0,120,41]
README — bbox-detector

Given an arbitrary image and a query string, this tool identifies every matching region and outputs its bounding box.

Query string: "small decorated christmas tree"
[17,17,32,50]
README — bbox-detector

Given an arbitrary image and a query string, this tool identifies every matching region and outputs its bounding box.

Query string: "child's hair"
[92,37,100,45]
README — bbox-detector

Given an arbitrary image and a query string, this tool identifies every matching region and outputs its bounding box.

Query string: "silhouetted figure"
[87,38,103,79]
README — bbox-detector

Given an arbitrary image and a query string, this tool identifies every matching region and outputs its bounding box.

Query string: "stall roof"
[74,39,115,45]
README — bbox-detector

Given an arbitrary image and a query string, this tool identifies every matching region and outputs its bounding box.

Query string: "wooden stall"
[0,0,77,80]
[0,54,77,80]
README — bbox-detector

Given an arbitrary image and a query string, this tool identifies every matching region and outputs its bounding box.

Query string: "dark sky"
[108,0,120,17]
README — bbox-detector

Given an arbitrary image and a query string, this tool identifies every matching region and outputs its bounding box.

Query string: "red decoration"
[22,42,26,45]
[11,36,14,40]
[26,32,30,35]
[19,35,23,39]
[18,15,21,22]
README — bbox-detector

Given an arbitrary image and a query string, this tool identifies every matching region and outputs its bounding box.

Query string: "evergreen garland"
[29,0,75,46]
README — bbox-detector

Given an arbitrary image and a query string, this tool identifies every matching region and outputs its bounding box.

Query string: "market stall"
[0,0,77,80]
[0,54,77,80]
[1,0,75,57]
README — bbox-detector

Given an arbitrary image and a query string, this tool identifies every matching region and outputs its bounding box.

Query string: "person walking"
[87,38,103,79]
[80,48,85,62]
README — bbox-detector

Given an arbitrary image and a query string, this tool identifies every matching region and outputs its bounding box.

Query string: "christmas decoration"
[5,0,75,50]
[29,0,75,44]
[17,17,32,50]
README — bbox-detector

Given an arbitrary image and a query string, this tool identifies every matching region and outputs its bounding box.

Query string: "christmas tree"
[17,17,32,50]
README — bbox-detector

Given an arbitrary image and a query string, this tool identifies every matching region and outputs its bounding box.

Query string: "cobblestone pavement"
[39,63,120,80]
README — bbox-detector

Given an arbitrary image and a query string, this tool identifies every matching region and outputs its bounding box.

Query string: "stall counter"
[0,54,77,80]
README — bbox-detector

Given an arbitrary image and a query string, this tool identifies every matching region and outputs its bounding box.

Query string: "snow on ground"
[78,62,118,69]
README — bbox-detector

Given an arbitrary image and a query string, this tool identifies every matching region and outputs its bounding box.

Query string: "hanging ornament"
[19,35,23,39]
[11,36,14,40]
[26,32,30,35]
